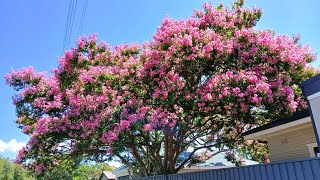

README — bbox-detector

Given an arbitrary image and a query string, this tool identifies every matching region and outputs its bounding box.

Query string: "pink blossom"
[143,123,154,132]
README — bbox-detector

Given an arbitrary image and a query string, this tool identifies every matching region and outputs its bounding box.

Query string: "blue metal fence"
[132,157,320,180]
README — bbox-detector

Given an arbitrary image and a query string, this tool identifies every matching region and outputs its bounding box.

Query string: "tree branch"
[175,143,225,173]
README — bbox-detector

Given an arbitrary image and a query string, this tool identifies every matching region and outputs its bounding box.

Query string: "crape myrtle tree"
[6,0,317,177]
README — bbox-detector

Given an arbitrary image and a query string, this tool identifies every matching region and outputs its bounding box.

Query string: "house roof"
[242,109,310,137]
[300,74,320,87]
[113,164,128,171]
[300,74,320,98]
[99,171,115,180]
[197,152,258,167]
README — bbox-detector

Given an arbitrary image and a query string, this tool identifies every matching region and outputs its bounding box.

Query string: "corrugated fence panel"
[302,160,313,179]
[279,163,289,180]
[132,157,320,180]
[286,162,297,180]
[260,165,267,180]
[294,161,305,180]
[264,164,273,180]
[310,159,320,179]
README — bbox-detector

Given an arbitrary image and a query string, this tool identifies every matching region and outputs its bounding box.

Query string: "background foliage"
[0,156,34,180]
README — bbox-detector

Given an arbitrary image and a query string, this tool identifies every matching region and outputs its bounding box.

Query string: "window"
[307,142,320,157]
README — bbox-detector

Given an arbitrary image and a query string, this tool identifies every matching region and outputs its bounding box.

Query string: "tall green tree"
[0,157,34,180]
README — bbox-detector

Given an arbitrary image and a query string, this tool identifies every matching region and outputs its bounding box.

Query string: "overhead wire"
[62,0,74,53]
[62,0,89,54]
[78,0,89,36]
[66,0,78,49]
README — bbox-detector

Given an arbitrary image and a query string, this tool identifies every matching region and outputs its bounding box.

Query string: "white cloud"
[0,139,26,153]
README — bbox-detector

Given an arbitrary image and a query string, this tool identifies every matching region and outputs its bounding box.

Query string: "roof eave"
[243,116,311,140]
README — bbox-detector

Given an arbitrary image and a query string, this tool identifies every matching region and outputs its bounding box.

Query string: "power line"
[67,0,78,49]
[78,0,89,36]
[62,0,74,53]
[65,0,75,49]
[61,0,78,54]
[62,0,89,54]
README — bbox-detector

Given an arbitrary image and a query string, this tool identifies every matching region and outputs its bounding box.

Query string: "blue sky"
[0,0,319,160]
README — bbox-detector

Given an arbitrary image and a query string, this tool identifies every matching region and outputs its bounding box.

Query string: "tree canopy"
[5,0,317,177]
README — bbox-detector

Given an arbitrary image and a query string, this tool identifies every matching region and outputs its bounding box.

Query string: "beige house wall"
[267,122,317,161]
